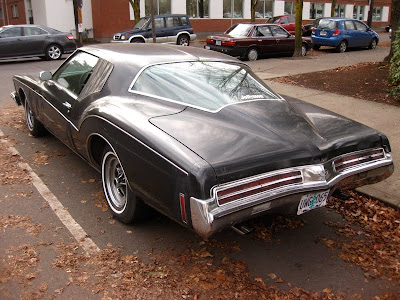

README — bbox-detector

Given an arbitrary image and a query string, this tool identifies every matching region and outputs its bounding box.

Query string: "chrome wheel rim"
[248,49,258,61]
[339,42,346,52]
[371,40,377,49]
[25,102,34,131]
[102,152,128,213]
[179,37,189,46]
[48,46,61,59]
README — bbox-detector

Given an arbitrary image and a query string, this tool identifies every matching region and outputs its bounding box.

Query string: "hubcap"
[48,46,61,59]
[248,49,258,61]
[103,152,127,213]
[372,40,377,49]
[302,46,306,56]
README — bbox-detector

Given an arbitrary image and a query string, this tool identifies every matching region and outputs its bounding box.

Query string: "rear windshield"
[130,62,280,112]
[225,24,253,37]
[317,20,337,29]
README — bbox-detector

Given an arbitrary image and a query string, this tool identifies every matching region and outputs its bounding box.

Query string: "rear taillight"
[222,41,236,47]
[179,193,187,223]
[66,35,75,40]
[333,149,385,172]
[216,170,303,205]
[312,27,315,34]
[206,38,215,45]
[333,29,340,36]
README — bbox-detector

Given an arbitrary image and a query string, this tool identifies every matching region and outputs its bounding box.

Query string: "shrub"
[389,27,400,99]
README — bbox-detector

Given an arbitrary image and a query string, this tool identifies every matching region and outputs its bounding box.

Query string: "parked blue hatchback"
[311,18,379,53]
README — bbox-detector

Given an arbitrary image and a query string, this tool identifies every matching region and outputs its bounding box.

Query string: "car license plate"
[297,190,330,215]
[216,40,221,46]
[320,31,327,36]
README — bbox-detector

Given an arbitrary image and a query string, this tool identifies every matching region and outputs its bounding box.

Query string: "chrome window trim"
[128,60,284,113]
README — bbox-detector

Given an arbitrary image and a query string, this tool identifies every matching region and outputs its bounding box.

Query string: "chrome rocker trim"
[190,148,394,238]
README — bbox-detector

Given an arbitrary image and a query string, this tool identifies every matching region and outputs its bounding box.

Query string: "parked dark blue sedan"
[311,18,379,53]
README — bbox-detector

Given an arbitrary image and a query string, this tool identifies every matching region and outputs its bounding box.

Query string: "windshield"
[317,20,337,29]
[225,24,253,37]
[133,18,149,29]
[131,62,280,112]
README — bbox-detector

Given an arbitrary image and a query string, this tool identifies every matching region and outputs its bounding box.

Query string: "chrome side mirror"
[39,71,52,81]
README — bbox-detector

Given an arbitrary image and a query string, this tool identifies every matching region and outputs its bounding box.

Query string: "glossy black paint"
[12,44,392,233]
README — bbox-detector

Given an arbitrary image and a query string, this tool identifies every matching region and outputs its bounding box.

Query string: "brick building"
[0,0,28,26]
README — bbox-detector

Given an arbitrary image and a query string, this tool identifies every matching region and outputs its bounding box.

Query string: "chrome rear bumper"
[190,149,394,238]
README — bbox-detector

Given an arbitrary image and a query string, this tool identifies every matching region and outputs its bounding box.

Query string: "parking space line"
[0,130,100,255]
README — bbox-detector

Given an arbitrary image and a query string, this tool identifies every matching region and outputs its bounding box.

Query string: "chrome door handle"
[62,102,71,109]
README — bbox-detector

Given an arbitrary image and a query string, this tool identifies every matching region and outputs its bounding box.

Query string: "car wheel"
[24,100,46,137]
[369,38,377,49]
[336,41,347,53]
[246,48,259,61]
[131,38,145,43]
[101,147,149,223]
[313,45,320,50]
[177,35,190,46]
[45,44,63,60]
[301,44,307,56]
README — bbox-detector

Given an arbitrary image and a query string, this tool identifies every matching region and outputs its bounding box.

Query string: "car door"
[252,25,276,55]
[342,20,358,47]
[150,17,168,43]
[0,26,24,58]
[270,25,294,54]
[38,51,99,147]
[21,26,49,56]
[165,16,181,42]
[354,20,373,47]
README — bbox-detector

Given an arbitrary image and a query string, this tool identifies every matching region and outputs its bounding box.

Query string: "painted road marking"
[0,130,100,255]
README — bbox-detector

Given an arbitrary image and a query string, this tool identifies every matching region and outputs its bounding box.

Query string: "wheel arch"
[128,35,146,43]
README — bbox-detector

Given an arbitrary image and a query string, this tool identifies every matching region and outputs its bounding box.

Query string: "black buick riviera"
[11,44,394,238]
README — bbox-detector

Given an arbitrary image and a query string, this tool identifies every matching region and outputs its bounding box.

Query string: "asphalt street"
[1,38,399,299]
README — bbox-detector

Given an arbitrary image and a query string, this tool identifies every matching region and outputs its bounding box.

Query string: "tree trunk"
[293,0,303,57]
[385,0,399,61]
[367,0,375,27]
[331,0,336,17]
[128,0,140,24]
[251,0,258,22]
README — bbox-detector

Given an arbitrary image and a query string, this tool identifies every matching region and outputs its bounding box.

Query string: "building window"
[11,4,19,18]
[372,6,382,21]
[310,3,323,19]
[334,4,345,18]
[284,2,295,15]
[0,8,3,20]
[187,0,209,18]
[255,0,272,18]
[145,0,171,15]
[223,0,243,18]
[353,5,364,20]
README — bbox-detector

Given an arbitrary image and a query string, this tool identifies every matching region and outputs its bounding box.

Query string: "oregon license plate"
[320,31,327,36]
[216,40,221,46]
[297,190,330,215]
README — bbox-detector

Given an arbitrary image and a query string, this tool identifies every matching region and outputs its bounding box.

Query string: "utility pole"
[150,0,156,43]
[73,0,83,46]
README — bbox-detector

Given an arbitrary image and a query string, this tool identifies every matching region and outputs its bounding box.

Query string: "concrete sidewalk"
[249,44,399,208]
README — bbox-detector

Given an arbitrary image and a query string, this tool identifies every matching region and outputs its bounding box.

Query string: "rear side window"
[344,21,355,30]
[288,16,295,23]
[180,17,189,26]
[354,21,367,31]
[254,26,272,37]
[24,27,47,36]
[130,62,280,112]
[166,17,181,27]
[317,20,337,29]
